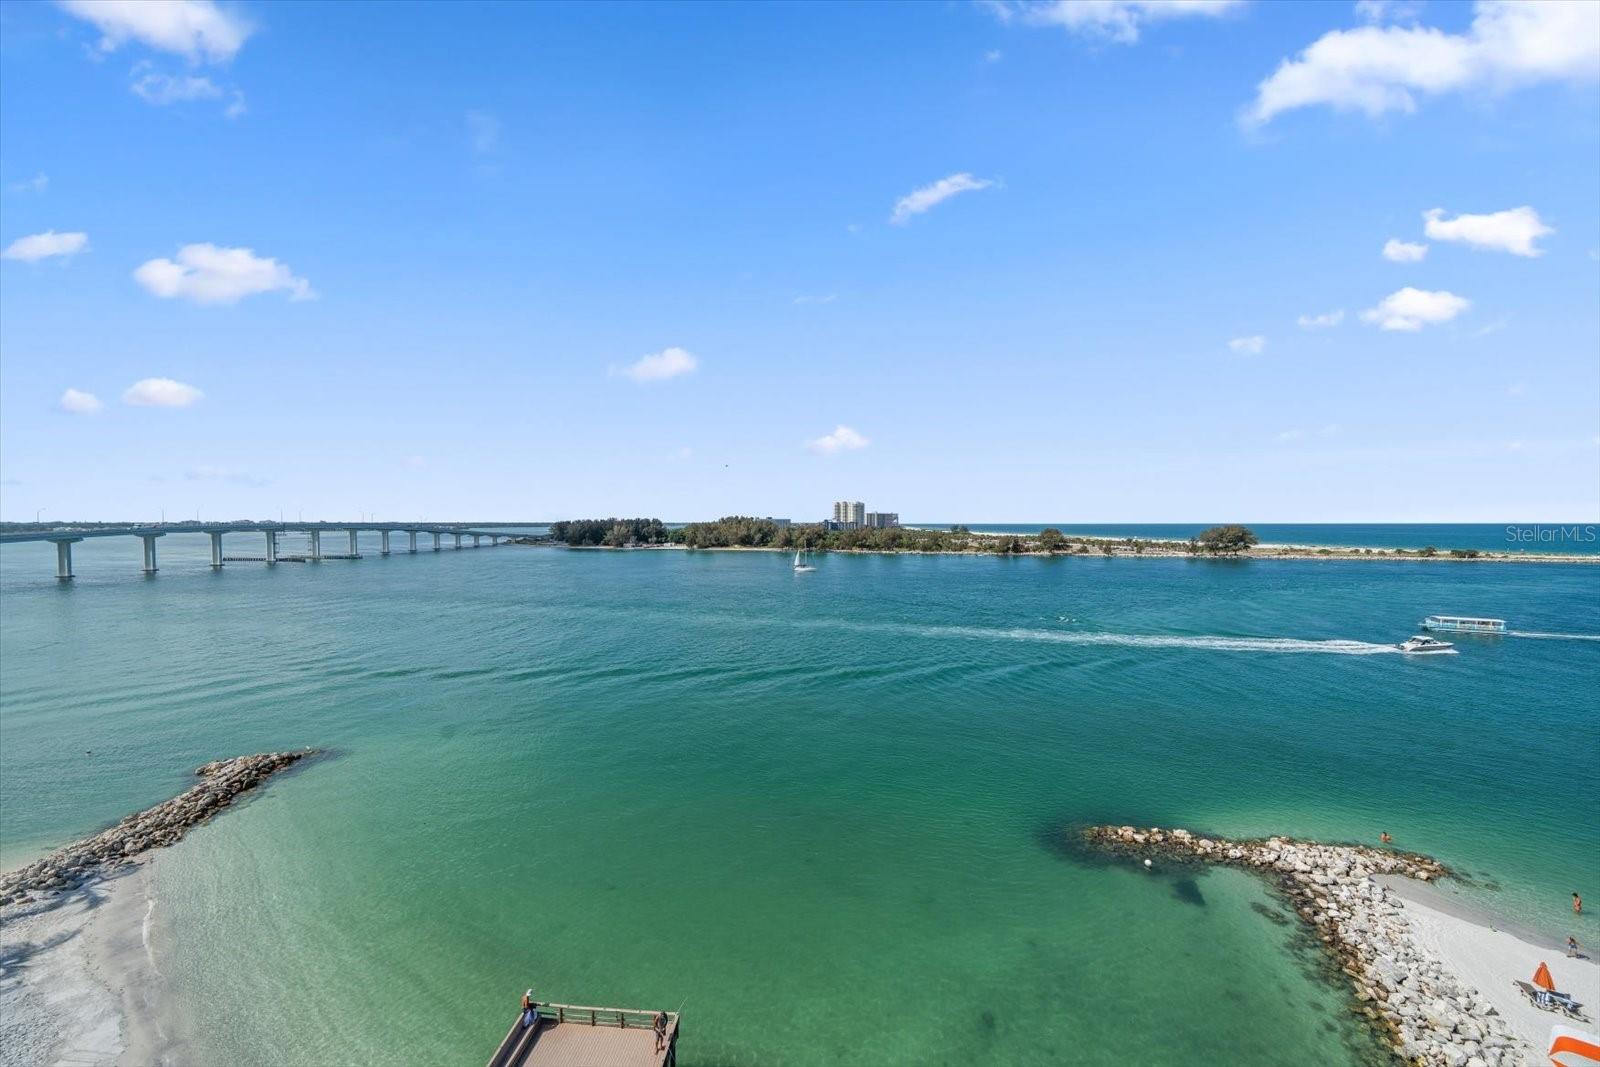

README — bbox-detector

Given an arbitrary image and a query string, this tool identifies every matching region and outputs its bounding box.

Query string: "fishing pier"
[487,1002,679,1067]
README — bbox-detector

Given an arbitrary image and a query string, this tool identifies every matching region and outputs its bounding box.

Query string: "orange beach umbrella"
[1534,961,1557,991]
[1548,1025,1600,1067]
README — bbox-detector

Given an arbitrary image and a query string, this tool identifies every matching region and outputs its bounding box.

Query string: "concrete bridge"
[0,523,523,580]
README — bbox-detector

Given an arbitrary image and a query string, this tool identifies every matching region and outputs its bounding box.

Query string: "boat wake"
[1507,630,1600,642]
[924,625,1402,655]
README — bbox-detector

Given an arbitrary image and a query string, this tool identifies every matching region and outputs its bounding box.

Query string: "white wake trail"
[1508,630,1600,642]
[929,625,1403,655]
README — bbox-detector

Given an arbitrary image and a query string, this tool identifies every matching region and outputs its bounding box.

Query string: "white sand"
[0,857,190,1067]
[1382,877,1600,1061]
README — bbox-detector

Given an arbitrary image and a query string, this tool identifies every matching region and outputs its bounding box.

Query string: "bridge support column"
[140,534,160,574]
[56,539,79,580]
[432,532,441,552]
[348,529,359,556]
[454,533,462,550]
[381,531,391,556]
[210,532,224,568]
[473,534,481,548]
[409,531,418,554]
[310,530,322,561]
[491,535,500,546]
[265,530,278,564]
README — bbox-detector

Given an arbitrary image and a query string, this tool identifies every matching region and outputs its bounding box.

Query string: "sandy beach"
[1382,877,1600,1062]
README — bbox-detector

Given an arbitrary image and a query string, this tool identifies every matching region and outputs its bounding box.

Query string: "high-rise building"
[832,500,865,528]
[865,512,899,529]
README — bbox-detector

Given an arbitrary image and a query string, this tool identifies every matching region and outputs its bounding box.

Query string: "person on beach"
[654,1011,669,1052]
[1577,892,1584,915]
[1569,936,1583,958]
[1380,832,1392,844]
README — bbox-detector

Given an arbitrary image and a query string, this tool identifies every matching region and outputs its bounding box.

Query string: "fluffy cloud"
[58,388,103,414]
[890,173,995,225]
[807,425,870,455]
[123,378,203,407]
[1246,1,1600,125]
[1297,309,1345,329]
[133,244,314,304]
[984,0,1241,44]
[59,0,252,63]
[131,72,221,104]
[2,230,88,262]
[1228,335,1267,354]
[1423,206,1552,257]
[615,346,698,383]
[1382,238,1428,262]
[9,173,49,194]
[1361,287,1469,331]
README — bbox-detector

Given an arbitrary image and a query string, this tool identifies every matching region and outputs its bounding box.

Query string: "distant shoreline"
[523,541,1598,564]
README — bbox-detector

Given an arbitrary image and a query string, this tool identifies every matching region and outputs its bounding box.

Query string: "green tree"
[1195,525,1259,555]
[1038,527,1065,552]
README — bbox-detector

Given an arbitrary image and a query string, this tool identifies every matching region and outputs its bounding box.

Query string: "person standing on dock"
[653,1011,669,1052]
[521,990,538,1028]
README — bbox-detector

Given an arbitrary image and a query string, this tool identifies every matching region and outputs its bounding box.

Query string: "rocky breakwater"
[1083,825,1527,1067]
[0,750,318,908]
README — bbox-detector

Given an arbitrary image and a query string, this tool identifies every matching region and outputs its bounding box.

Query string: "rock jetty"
[0,750,317,909]
[1083,825,1527,1067]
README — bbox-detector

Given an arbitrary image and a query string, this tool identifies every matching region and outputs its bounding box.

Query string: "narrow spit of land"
[1082,826,1598,1067]
[0,749,318,907]
[0,751,319,1067]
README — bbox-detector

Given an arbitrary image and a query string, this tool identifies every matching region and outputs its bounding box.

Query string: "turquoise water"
[2,536,1597,1065]
[917,523,1600,555]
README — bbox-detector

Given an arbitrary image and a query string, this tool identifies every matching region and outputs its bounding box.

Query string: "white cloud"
[3,230,88,262]
[793,293,838,305]
[8,172,49,194]
[466,110,501,154]
[807,425,870,455]
[1506,382,1528,397]
[984,0,1242,44]
[1423,206,1552,257]
[59,0,252,63]
[133,244,314,304]
[984,48,1004,63]
[1355,0,1423,24]
[131,71,221,104]
[890,173,995,225]
[1228,335,1267,354]
[186,464,267,487]
[1382,238,1428,262]
[1360,287,1470,331]
[58,388,103,414]
[224,90,246,119]
[123,377,203,407]
[1297,309,1345,329]
[1246,0,1600,126]
[615,346,698,383]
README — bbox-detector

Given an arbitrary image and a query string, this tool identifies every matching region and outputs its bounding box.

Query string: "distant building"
[865,512,899,529]
[832,500,865,528]
[763,517,791,528]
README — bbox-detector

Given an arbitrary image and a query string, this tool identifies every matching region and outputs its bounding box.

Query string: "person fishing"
[521,990,538,1028]
[653,1011,669,1052]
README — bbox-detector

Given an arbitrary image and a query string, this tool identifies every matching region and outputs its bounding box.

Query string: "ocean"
[1,531,1596,1065]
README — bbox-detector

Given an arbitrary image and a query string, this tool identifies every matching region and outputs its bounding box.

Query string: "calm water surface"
[2,536,1596,1066]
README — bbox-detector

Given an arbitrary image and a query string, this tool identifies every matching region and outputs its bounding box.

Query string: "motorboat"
[1398,635,1455,655]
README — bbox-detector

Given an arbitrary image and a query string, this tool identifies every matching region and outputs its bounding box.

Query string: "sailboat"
[793,548,815,572]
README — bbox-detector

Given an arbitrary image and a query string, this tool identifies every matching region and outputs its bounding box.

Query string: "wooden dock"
[486,1002,679,1067]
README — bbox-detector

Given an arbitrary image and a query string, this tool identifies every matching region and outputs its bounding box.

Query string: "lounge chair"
[1514,980,1587,1021]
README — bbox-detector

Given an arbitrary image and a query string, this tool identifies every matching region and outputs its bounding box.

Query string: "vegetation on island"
[1193,524,1260,555]
[547,518,671,547]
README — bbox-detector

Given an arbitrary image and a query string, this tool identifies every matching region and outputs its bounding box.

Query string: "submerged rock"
[1080,824,1524,1066]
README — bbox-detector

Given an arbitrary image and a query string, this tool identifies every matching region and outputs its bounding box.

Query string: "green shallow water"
[2,539,1597,1065]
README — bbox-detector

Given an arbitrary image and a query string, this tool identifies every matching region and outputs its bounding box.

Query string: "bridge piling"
[210,532,224,568]
[453,533,463,550]
[56,539,78,580]
[309,530,322,561]
[140,534,161,574]
[381,531,391,556]
[432,532,441,552]
[409,531,418,554]
[348,529,359,556]
[265,530,278,564]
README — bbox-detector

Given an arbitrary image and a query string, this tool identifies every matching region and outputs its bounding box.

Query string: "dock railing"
[535,1002,674,1029]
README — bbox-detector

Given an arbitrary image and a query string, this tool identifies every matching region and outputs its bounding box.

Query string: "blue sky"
[2,0,1597,523]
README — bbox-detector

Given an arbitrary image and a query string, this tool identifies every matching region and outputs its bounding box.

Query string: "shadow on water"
[1171,877,1206,907]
